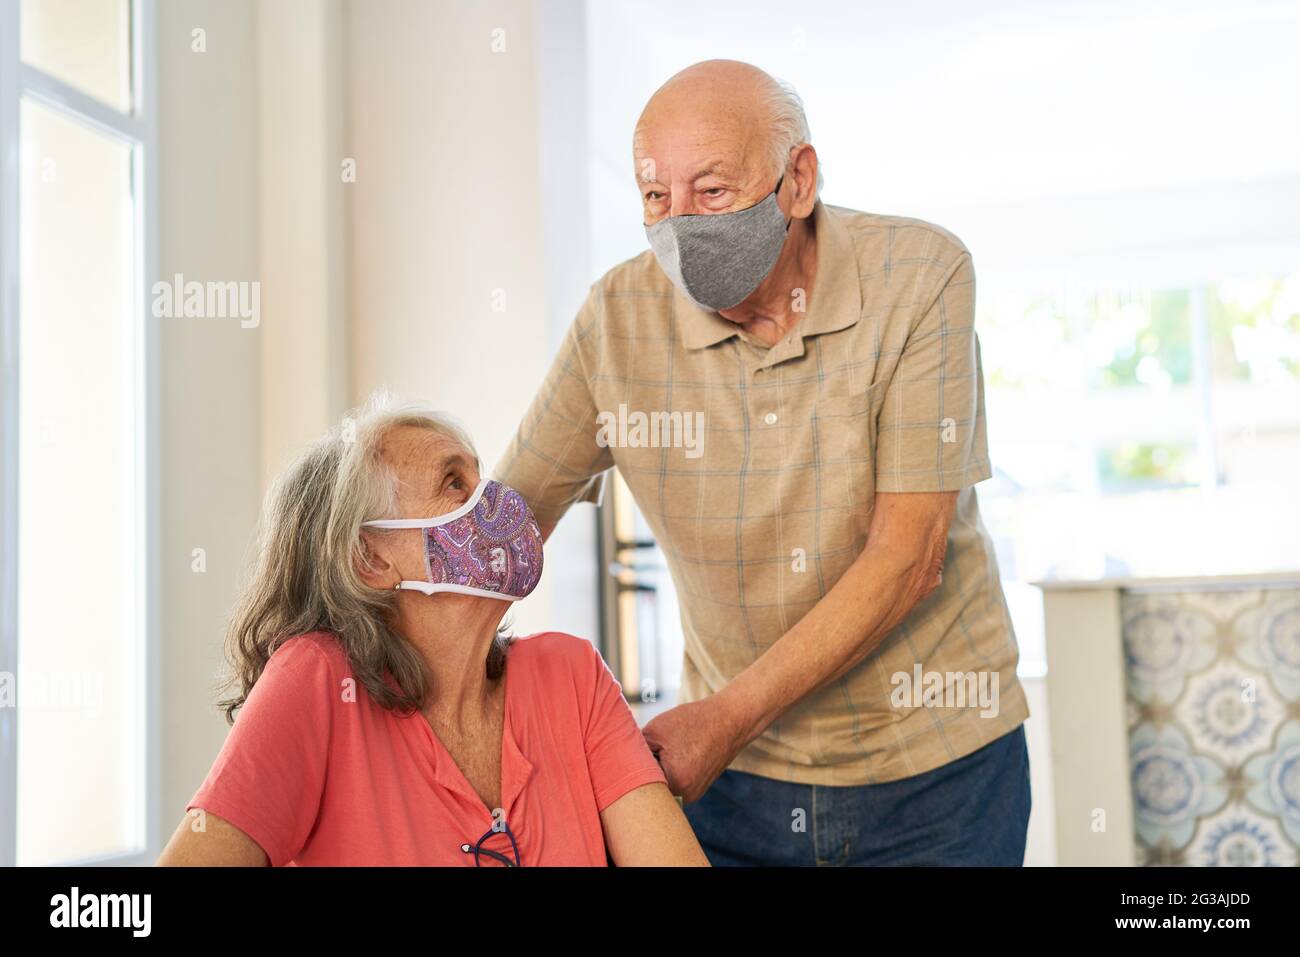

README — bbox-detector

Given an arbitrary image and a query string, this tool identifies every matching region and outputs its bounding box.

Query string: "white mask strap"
[390,581,521,602]
[361,477,491,529]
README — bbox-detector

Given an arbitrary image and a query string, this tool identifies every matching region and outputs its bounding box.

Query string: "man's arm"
[645,490,959,802]
[493,286,613,540]
[713,241,982,740]
[717,490,956,748]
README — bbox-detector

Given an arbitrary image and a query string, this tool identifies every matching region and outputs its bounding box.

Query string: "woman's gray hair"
[217,389,514,723]
[762,76,824,195]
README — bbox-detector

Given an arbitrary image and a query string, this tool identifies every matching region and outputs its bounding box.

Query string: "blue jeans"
[682,724,1031,866]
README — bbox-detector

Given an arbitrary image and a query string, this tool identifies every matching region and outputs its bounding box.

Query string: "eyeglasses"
[459,819,521,867]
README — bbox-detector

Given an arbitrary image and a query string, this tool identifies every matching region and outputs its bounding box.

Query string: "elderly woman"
[157,395,707,866]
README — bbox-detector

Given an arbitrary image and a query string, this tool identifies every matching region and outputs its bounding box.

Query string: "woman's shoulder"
[231,632,349,728]
[510,630,595,657]
[267,630,351,675]
[509,631,603,682]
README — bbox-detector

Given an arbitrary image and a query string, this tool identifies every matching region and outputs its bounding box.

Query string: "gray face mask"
[644,176,791,311]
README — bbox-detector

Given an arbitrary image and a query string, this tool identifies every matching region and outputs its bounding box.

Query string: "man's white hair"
[762,77,823,194]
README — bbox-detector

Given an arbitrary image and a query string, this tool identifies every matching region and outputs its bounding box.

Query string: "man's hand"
[643,490,959,804]
[641,693,750,804]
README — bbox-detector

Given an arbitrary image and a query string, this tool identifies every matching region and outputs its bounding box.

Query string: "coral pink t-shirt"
[187,630,667,866]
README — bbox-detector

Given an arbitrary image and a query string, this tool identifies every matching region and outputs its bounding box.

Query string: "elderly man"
[494,59,1031,866]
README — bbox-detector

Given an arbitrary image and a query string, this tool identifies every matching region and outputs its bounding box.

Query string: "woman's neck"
[394,593,506,724]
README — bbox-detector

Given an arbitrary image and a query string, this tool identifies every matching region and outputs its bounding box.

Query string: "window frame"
[0,0,160,867]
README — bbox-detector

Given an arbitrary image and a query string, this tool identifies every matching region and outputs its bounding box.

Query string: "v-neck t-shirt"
[186,630,668,866]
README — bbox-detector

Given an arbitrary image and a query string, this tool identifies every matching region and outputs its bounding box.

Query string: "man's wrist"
[716,673,775,750]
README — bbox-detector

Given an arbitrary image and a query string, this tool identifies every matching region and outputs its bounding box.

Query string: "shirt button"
[764,412,778,425]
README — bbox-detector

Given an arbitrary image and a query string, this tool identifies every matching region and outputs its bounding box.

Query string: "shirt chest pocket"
[811,381,885,514]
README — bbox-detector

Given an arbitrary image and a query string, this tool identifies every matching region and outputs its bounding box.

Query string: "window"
[979,271,1300,675]
[0,0,159,866]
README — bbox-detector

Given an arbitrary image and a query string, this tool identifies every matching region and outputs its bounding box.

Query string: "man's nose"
[668,187,699,218]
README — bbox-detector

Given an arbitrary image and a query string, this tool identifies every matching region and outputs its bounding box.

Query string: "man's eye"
[703,188,724,196]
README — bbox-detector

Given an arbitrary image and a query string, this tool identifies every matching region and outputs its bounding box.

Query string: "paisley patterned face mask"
[361,478,544,602]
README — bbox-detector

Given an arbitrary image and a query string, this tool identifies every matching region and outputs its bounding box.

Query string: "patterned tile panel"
[1122,587,1300,866]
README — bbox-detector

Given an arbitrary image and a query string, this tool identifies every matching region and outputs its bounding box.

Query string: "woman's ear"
[355,530,398,589]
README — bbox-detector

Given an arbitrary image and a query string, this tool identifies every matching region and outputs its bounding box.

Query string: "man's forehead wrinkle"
[690,161,726,181]
[636,88,756,139]
[638,139,749,176]
[634,115,771,183]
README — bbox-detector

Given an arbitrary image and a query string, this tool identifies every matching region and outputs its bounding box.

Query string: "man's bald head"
[633,59,820,224]
[636,60,812,188]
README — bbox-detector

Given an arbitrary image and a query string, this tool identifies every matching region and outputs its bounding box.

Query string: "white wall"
[157,0,262,844]
[257,0,349,486]
[346,0,595,638]
[157,0,607,853]
[158,0,355,848]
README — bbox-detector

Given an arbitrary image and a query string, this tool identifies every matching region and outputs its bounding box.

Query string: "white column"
[345,0,568,635]
[257,0,349,488]
[1040,583,1137,865]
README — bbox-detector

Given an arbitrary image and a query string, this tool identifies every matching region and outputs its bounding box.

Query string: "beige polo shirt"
[493,199,1030,786]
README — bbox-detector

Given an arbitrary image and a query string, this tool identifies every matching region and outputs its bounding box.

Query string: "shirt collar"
[675,198,863,351]
[423,666,535,823]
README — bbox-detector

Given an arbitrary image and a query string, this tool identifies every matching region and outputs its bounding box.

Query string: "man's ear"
[789,143,819,218]
[355,530,398,589]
